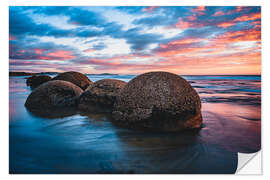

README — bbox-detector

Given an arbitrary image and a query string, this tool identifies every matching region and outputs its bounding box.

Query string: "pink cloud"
[142,6,159,13]
[187,14,197,21]
[175,19,191,29]
[174,18,203,29]
[34,49,46,55]
[213,11,225,16]
[192,6,206,15]
[83,48,95,53]
[46,50,76,60]
[9,35,16,41]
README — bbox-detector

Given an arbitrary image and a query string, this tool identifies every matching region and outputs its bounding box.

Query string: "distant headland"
[9,71,119,76]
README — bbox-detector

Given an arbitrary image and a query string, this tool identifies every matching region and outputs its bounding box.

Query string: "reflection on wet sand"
[201,103,260,153]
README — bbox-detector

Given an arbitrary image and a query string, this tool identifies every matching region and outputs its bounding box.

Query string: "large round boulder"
[112,71,202,132]
[79,79,127,113]
[51,71,92,90]
[26,75,51,89]
[25,80,83,114]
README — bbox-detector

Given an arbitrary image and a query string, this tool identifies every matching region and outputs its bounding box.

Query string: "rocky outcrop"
[79,79,127,113]
[112,71,202,132]
[9,72,35,76]
[51,71,92,90]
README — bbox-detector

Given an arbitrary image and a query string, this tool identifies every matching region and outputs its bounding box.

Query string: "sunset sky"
[9,6,261,75]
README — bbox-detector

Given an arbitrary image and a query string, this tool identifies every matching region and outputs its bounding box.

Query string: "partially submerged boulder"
[112,71,202,132]
[26,75,51,89]
[79,79,127,113]
[51,71,92,90]
[25,80,83,113]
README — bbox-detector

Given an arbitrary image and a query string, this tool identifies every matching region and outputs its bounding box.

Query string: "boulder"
[51,71,92,90]
[79,79,127,113]
[25,80,83,113]
[112,71,202,132]
[26,75,51,89]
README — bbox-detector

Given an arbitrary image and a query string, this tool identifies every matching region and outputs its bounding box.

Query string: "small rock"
[51,71,92,90]
[26,75,51,89]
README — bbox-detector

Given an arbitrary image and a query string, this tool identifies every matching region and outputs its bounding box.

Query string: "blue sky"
[9,6,261,75]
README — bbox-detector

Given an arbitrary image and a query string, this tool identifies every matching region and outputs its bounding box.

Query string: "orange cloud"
[85,50,261,75]
[174,18,203,29]
[192,6,206,15]
[252,20,261,29]
[217,22,236,28]
[216,29,260,43]
[155,25,261,73]
[157,38,209,57]
[234,12,261,22]
[213,7,247,17]
[161,38,205,47]
[215,12,261,28]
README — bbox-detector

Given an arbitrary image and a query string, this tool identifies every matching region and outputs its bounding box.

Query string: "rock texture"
[26,75,51,89]
[79,79,127,113]
[25,80,83,113]
[51,71,92,90]
[112,71,202,132]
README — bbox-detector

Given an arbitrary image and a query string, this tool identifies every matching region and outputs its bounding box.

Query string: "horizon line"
[9,71,261,76]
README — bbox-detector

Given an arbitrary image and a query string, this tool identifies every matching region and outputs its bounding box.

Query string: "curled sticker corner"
[236,151,261,174]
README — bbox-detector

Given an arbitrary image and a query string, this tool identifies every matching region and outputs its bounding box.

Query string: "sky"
[9,6,261,75]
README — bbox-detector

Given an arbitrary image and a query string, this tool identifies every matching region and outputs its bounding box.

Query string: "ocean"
[9,75,261,174]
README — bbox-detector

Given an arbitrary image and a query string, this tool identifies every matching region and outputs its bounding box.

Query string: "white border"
[9,0,262,6]
[3,0,269,179]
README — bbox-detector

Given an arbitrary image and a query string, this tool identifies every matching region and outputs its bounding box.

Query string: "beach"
[9,74,261,174]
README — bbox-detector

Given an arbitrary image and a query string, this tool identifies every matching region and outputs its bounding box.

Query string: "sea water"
[9,75,261,174]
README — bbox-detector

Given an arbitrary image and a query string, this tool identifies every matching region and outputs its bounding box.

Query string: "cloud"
[9,6,261,75]
[132,15,172,27]
[9,7,104,39]
[92,42,107,50]
[9,7,52,37]
[30,6,106,27]
[217,22,236,28]
[191,6,206,15]
[142,6,159,13]
[9,37,78,61]
[234,12,261,22]
[115,6,145,14]
[213,11,226,16]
